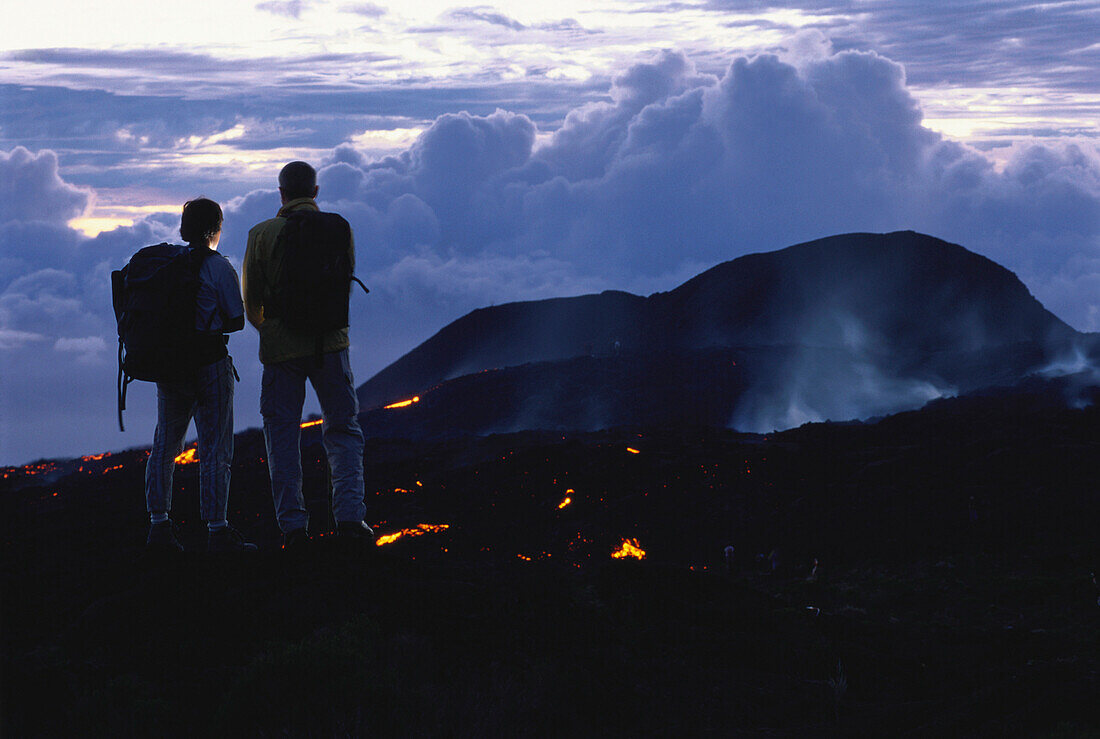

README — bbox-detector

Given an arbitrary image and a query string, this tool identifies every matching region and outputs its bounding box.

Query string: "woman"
[145,198,255,552]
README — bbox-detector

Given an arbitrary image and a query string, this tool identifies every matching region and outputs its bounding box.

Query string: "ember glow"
[375,523,449,546]
[174,448,198,465]
[558,491,573,509]
[384,396,420,410]
[626,447,641,455]
[612,538,646,560]
[18,462,59,477]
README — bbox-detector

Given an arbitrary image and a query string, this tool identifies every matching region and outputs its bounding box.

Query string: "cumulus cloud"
[0,149,196,463]
[303,48,1097,326]
[0,147,91,225]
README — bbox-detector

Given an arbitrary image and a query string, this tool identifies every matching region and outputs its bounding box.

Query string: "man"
[144,197,256,552]
[242,161,372,548]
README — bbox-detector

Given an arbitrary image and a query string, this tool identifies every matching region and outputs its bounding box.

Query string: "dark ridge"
[652,231,1076,353]
[360,289,646,409]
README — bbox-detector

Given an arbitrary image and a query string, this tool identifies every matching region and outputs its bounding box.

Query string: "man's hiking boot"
[336,520,375,541]
[147,521,183,552]
[207,525,258,553]
[282,527,309,551]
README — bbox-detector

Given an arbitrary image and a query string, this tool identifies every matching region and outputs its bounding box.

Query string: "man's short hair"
[179,197,223,244]
[279,161,317,200]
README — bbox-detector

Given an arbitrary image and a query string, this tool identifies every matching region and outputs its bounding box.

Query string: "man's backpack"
[111,244,213,431]
[265,209,368,354]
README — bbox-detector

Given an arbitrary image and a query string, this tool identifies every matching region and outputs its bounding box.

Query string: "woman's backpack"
[111,244,212,430]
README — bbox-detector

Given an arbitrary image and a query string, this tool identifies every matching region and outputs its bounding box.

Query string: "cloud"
[256,0,310,18]
[0,147,91,225]
[2,49,398,89]
[0,328,46,350]
[341,2,387,17]
[702,0,1100,92]
[448,7,527,31]
[310,48,1099,327]
[533,18,598,35]
[8,48,245,74]
[54,335,109,364]
[0,81,602,198]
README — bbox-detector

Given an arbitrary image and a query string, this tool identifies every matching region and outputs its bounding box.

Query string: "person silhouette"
[242,162,372,549]
[144,198,255,552]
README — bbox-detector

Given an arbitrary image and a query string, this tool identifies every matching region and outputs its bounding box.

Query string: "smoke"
[729,315,957,432]
[731,360,954,432]
[1036,340,1100,409]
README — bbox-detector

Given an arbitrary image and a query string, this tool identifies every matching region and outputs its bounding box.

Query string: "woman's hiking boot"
[207,525,258,553]
[147,521,184,552]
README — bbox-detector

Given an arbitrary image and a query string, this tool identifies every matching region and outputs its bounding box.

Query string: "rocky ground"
[3,383,1099,736]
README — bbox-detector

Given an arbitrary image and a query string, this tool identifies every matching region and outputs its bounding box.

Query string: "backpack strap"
[117,339,131,432]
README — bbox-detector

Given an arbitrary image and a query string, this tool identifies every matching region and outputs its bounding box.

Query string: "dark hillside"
[3,380,1099,736]
[359,290,646,410]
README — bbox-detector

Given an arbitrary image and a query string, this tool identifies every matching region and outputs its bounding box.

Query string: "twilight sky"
[2,0,1099,464]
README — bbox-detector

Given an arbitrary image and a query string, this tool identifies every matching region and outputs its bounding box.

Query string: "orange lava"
[611,537,646,560]
[375,523,449,546]
[174,448,198,465]
[384,396,420,409]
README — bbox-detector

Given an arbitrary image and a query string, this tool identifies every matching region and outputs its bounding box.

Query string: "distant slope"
[358,232,1092,433]
[359,290,647,409]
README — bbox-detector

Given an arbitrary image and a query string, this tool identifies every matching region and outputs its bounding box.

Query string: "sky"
[1,0,1099,465]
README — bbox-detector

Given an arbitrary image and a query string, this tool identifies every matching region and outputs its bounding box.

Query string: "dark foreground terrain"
[3,381,1100,736]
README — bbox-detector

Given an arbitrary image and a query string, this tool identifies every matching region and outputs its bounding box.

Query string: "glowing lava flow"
[612,538,646,560]
[174,448,198,465]
[558,489,575,509]
[375,523,449,546]
[300,419,324,429]
[626,447,641,455]
[384,396,420,409]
